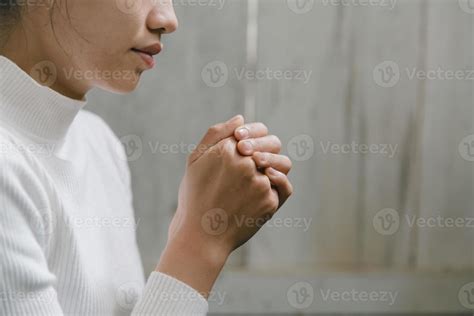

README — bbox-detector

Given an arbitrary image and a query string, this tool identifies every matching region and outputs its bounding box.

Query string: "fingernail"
[236,128,249,139]
[241,140,253,154]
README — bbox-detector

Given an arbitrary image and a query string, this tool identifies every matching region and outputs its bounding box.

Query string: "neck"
[0,55,88,144]
[1,27,88,101]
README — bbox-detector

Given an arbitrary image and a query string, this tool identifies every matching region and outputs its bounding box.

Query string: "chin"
[98,75,142,94]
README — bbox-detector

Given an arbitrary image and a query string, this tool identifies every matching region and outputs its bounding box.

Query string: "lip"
[132,43,162,68]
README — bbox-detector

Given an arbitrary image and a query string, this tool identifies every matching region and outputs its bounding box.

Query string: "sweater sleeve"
[0,141,209,316]
[0,155,65,315]
[131,272,209,316]
[90,112,210,315]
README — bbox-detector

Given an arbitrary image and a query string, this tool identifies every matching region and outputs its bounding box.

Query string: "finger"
[237,135,282,156]
[234,122,269,141]
[188,115,244,164]
[253,152,292,175]
[265,167,293,208]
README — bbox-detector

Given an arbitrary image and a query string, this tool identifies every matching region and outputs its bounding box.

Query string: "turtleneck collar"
[0,56,87,144]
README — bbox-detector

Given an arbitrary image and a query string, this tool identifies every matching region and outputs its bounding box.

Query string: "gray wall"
[87,0,473,314]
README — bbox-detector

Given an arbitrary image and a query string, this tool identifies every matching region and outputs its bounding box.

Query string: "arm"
[0,157,209,316]
[154,115,294,300]
[0,158,65,315]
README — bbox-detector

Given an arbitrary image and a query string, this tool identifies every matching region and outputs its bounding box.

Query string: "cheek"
[83,47,143,93]
[74,45,142,93]
[66,0,143,56]
[74,14,143,72]
[51,0,146,91]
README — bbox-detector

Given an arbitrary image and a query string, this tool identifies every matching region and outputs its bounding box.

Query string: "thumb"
[188,115,245,164]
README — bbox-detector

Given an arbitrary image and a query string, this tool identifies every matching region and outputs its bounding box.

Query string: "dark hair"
[0,0,21,18]
[0,1,22,48]
[0,0,21,32]
[0,0,68,51]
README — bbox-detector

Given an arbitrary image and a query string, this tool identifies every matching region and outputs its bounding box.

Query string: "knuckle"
[219,139,236,158]
[206,146,221,160]
[257,122,269,134]
[287,182,294,196]
[273,135,282,149]
[239,157,256,178]
[262,153,273,166]
[264,193,279,212]
[237,139,251,152]
[222,137,236,148]
[284,156,293,170]
[254,175,271,192]
[260,212,274,223]
[270,198,279,212]
[186,154,194,164]
[208,124,223,135]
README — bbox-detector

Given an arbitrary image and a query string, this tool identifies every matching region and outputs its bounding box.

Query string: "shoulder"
[0,126,43,180]
[0,127,53,244]
[74,110,127,160]
[73,109,132,186]
[76,110,120,143]
[0,126,51,200]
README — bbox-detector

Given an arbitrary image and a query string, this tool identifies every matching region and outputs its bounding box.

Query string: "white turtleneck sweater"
[0,56,208,315]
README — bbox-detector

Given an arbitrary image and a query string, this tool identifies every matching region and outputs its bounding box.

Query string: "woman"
[0,0,293,315]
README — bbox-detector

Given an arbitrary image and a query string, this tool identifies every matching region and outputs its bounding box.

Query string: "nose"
[146,1,178,34]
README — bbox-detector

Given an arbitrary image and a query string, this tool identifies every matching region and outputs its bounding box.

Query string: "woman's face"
[13,0,178,98]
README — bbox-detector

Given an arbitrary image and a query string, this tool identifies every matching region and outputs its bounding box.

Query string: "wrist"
[156,231,230,297]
